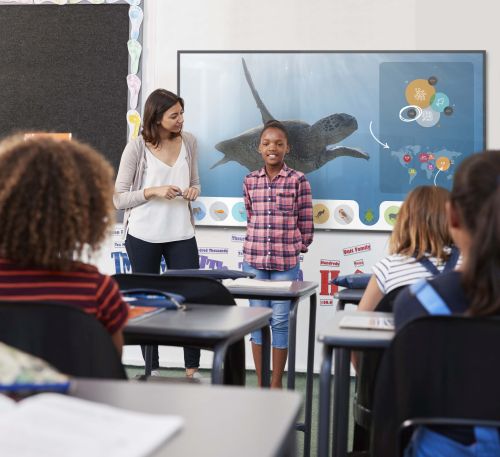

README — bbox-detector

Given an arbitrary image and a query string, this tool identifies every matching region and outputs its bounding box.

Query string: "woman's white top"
[372,251,461,295]
[128,143,194,243]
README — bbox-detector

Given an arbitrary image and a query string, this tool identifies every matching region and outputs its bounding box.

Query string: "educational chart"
[178,51,485,230]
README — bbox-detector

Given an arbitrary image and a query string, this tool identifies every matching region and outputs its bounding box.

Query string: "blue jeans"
[242,261,300,349]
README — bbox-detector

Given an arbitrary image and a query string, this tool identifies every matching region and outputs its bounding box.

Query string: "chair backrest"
[113,273,245,385]
[0,301,126,379]
[113,273,237,306]
[371,316,500,457]
[374,286,407,313]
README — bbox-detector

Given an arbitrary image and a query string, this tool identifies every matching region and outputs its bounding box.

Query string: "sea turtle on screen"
[212,58,369,173]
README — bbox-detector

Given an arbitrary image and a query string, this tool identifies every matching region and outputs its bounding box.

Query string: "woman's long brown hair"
[141,89,184,147]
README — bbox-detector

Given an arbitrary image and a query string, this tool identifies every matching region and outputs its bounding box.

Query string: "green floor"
[125,366,356,457]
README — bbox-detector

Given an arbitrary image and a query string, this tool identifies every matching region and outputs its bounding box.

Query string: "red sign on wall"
[319,270,340,296]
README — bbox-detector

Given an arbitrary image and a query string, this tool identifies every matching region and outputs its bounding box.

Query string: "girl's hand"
[182,187,199,201]
[144,185,182,200]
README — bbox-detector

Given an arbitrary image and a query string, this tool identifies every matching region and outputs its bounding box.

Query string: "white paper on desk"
[224,278,292,289]
[339,315,394,331]
[0,393,183,457]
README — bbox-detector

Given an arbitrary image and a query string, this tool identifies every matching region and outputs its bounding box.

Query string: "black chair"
[0,301,126,379]
[113,273,246,385]
[371,316,500,457]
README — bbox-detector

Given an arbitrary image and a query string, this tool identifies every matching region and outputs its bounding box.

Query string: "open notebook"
[223,277,293,290]
[0,393,183,457]
[339,315,395,331]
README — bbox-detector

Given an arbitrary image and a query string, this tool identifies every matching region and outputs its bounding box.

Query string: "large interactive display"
[178,51,485,230]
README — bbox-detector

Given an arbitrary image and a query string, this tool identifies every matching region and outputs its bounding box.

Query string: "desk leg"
[302,293,317,457]
[144,345,153,376]
[212,342,230,385]
[287,298,300,390]
[261,325,271,388]
[332,348,351,457]
[318,344,334,457]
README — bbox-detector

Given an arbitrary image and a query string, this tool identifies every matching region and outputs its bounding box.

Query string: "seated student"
[0,134,129,355]
[350,186,460,453]
[394,151,500,456]
[358,185,460,315]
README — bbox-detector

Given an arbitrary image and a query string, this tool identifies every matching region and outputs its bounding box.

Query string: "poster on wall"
[178,51,485,230]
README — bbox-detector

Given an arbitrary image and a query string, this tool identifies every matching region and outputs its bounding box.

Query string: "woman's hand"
[144,185,182,200]
[182,187,199,201]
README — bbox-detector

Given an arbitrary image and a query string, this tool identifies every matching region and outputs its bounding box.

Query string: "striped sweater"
[0,259,128,334]
[373,251,462,295]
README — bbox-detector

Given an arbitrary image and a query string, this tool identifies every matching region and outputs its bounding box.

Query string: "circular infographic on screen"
[333,205,354,225]
[384,205,400,226]
[191,200,206,222]
[209,201,229,221]
[313,203,330,224]
[416,106,440,128]
[232,202,247,222]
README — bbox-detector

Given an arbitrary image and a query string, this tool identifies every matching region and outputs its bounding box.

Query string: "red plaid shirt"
[243,164,314,271]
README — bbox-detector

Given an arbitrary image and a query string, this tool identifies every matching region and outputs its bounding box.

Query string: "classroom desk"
[334,288,365,311]
[317,311,394,457]
[124,305,272,386]
[70,379,302,457]
[226,280,318,457]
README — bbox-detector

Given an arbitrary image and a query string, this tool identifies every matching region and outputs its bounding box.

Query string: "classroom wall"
[115,0,500,372]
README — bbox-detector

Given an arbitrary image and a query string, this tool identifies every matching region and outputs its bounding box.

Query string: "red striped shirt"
[0,259,129,334]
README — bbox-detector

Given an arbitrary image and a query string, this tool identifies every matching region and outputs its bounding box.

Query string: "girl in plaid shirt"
[243,120,314,388]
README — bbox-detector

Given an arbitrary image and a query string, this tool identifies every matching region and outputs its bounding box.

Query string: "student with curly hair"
[0,134,128,354]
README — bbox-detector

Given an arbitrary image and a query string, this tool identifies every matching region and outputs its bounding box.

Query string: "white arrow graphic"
[369,121,390,149]
[433,169,441,186]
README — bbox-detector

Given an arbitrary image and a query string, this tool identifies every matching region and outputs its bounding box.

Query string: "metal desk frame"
[334,288,365,311]
[317,310,394,457]
[125,304,272,386]
[227,281,318,457]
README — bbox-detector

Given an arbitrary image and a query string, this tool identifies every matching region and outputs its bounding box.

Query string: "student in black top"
[394,150,500,456]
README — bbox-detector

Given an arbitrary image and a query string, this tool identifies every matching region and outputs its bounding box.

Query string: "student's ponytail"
[463,186,500,316]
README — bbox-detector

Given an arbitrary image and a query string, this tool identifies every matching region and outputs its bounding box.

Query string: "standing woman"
[114,89,201,378]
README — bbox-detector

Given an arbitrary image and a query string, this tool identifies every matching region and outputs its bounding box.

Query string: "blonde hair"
[389,185,452,260]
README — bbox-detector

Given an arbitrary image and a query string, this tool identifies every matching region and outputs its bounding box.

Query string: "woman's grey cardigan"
[113,132,200,235]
